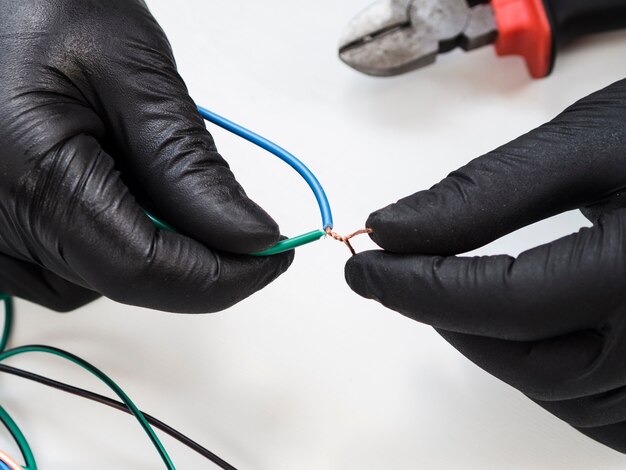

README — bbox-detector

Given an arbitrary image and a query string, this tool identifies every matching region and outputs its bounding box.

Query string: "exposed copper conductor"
[325,227,373,255]
[0,450,23,470]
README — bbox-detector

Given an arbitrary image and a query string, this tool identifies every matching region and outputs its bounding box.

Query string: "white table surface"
[1,1,626,468]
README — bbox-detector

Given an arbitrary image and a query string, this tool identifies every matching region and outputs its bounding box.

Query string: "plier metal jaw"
[339,0,497,77]
[339,0,626,79]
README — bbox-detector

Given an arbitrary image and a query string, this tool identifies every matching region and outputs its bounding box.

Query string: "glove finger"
[17,134,293,313]
[367,79,626,255]
[581,191,626,224]
[83,2,280,254]
[574,422,626,454]
[436,329,605,402]
[533,390,626,429]
[346,208,626,341]
[0,253,99,312]
[440,329,626,448]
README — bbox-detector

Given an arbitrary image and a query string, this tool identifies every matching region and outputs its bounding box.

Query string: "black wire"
[0,363,238,470]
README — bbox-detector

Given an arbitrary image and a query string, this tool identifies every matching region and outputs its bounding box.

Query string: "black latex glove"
[0,0,293,313]
[346,78,626,452]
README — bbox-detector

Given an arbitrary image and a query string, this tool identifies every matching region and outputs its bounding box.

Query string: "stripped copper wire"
[325,227,373,255]
[0,450,24,470]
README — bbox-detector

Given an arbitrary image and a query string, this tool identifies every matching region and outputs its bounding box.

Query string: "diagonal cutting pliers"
[339,0,626,78]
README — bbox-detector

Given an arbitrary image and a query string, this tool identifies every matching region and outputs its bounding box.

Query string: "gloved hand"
[0,0,292,313]
[346,78,626,452]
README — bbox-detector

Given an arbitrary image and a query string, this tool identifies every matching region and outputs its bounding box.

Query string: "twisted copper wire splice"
[325,227,373,256]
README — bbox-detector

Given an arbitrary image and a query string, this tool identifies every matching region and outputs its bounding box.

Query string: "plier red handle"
[339,0,626,78]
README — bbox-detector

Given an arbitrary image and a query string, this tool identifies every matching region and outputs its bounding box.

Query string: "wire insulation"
[0,346,175,469]
[0,295,11,353]
[146,106,333,256]
[251,229,325,256]
[197,106,333,230]
[0,295,37,470]
[0,297,237,469]
[0,405,36,470]
[0,364,236,470]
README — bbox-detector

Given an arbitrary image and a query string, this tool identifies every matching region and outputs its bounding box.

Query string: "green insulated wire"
[0,346,175,469]
[0,294,37,469]
[251,230,326,256]
[146,210,326,257]
[145,212,176,232]
[0,296,175,469]
[145,106,335,257]
[0,294,12,353]
[0,405,36,470]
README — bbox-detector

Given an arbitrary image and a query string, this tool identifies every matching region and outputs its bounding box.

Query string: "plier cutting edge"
[339,0,626,78]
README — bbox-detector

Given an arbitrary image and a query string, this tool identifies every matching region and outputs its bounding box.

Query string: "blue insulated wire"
[0,460,10,470]
[197,106,334,230]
